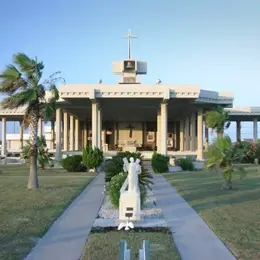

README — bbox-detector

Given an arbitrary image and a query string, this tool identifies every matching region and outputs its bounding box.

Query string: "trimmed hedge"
[82,146,103,170]
[61,155,86,172]
[151,152,169,173]
[179,157,194,171]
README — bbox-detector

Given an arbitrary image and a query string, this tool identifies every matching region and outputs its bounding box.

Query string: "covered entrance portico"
[57,83,232,160]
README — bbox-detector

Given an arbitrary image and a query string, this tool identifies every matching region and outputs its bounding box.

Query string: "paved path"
[24,173,105,260]
[152,174,236,260]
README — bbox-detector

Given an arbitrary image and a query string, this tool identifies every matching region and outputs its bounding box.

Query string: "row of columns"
[155,102,204,160]
[236,119,258,142]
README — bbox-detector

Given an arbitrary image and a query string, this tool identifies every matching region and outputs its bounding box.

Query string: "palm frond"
[49,84,59,100]
[0,65,27,94]
[1,88,37,109]
[42,71,65,86]
[13,53,36,74]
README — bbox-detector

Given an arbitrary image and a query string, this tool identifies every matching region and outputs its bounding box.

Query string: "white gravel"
[98,189,164,220]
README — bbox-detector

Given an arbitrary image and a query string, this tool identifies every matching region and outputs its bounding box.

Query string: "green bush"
[21,136,53,169]
[104,152,143,182]
[108,173,147,208]
[151,152,169,173]
[61,155,86,172]
[108,173,127,208]
[82,146,103,169]
[179,157,194,171]
[104,155,124,182]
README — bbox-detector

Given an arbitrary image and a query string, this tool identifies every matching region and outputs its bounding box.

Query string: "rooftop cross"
[122,29,138,59]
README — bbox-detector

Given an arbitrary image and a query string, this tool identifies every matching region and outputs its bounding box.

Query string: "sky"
[0,0,260,139]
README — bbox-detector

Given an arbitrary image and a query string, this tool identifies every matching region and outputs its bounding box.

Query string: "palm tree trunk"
[28,115,39,189]
[222,175,232,190]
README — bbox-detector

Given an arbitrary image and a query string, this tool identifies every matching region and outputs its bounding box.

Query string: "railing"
[119,240,150,260]
[139,240,150,260]
[119,240,130,260]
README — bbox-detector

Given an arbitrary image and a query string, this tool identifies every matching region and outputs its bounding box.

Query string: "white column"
[97,104,102,149]
[160,102,168,155]
[19,121,24,150]
[143,122,147,148]
[173,122,177,149]
[92,101,98,148]
[190,113,196,151]
[75,118,79,150]
[50,121,54,150]
[55,109,62,162]
[69,115,74,151]
[156,109,161,153]
[1,118,6,156]
[197,109,204,160]
[185,116,190,151]
[236,121,241,141]
[253,118,258,142]
[63,112,68,151]
[83,122,87,148]
[113,121,117,146]
[180,120,184,151]
[38,119,43,137]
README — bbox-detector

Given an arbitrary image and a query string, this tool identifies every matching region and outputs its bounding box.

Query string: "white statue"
[119,157,142,229]
[123,157,141,192]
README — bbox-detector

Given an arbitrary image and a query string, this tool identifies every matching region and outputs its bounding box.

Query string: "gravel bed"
[98,190,164,220]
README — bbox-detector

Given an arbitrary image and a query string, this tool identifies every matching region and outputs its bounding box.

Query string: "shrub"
[108,173,127,208]
[108,173,147,208]
[140,185,147,207]
[21,136,53,169]
[139,166,153,190]
[82,146,103,170]
[179,157,194,171]
[205,136,246,189]
[104,152,143,182]
[104,155,124,182]
[61,155,86,172]
[151,152,169,173]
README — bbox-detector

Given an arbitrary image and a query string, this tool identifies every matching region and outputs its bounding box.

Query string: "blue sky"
[0,0,260,139]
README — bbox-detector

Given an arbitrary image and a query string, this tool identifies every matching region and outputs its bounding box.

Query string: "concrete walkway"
[24,173,105,260]
[153,174,236,260]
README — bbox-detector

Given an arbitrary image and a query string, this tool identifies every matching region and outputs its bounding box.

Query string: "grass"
[164,165,260,260]
[81,227,180,260]
[0,164,95,260]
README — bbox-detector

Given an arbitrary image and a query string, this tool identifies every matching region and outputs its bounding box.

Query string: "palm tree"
[205,107,230,136]
[0,53,63,189]
[21,136,53,169]
[204,135,246,189]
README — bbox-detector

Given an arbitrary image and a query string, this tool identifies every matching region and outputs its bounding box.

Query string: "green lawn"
[164,165,260,260]
[0,164,95,260]
[81,228,180,260]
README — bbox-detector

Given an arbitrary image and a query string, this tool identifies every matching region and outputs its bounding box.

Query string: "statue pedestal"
[119,190,141,221]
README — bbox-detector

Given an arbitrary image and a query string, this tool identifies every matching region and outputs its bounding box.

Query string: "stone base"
[93,218,167,228]
[119,191,141,221]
